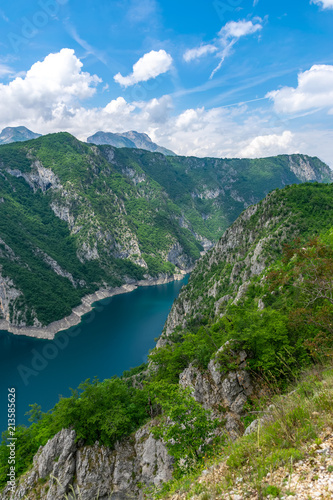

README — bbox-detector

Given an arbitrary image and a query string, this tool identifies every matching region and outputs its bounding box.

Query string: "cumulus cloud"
[183,44,218,62]
[239,131,295,157]
[104,97,135,115]
[183,19,263,79]
[0,48,101,123]
[114,50,173,87]
[135,95,173,123]
[311,0,333,8]
[267,65,333,114]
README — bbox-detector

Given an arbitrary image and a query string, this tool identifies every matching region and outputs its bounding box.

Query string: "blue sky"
[0,0,332,165]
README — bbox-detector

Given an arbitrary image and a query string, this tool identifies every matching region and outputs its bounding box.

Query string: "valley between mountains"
[2,180,333,499]
[0,132,331,337]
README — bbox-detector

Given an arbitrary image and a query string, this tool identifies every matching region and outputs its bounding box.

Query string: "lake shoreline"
[0,271,191,340]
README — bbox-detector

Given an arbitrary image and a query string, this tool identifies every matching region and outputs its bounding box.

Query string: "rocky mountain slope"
[0,126,41,144]
[0,133,331,332]
[160,182,333,345]
[163,368,333,500]
[1,183,333,499]
[87,130,175,156]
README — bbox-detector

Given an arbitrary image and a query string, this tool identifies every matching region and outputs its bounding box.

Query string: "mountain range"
[0,126,175,156]
[0,126,41,144]
[87,130,176,155]
[0,132,331,331]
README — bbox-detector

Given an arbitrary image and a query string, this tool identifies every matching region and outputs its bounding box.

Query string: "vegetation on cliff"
[1,182,333,495]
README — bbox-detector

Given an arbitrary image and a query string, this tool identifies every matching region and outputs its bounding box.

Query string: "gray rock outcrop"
[179,342,253,440]
[0,424,173,500]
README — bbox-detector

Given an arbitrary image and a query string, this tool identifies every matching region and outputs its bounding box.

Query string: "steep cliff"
[160,182,333,344]
[0,425,172,500]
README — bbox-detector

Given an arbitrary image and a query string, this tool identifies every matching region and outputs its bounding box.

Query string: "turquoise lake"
[0,276,188,434]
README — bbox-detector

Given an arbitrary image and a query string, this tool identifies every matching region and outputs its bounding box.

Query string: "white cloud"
[267,65,333,114]
[0,48,101,123]
[210,20,263,79]
[183,45,218,62]
[105,97,135,115]
[311,0,333,8]
[218,20,262,39]
[136,95,173,123]
[239,131,295,157]
[183,19,263,79]
[114,50,173,87]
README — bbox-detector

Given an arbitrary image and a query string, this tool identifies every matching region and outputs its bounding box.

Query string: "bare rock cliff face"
[288,155,325,182]
[0,274,21,323]
[0,425,173,500]
[179,342,253,440]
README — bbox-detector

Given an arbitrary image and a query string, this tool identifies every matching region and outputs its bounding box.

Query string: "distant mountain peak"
[87,130,176,156]
[0,126,42,145]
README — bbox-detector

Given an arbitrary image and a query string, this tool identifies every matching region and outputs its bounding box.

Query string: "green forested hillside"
[1,183,333,497]
[0,132,331,327]
[106,148,333,241]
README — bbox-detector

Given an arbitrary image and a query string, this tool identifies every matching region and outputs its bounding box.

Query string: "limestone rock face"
[179,342,253,441]
[2,429,77,500]
[0,243,42,327]
[0,425,173,500]
[0,274,21,323]
[75,444,115,500]
[288,155,321,182]
[7,162,61,193]
[167,242,192,270]
[50,202,76,230]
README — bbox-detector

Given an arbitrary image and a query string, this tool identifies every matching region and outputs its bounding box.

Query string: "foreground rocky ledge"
[0,272,189,340]
[0,425,173,500]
